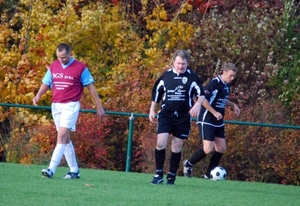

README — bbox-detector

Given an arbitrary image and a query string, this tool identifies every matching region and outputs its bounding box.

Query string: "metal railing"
[1,102,300,172]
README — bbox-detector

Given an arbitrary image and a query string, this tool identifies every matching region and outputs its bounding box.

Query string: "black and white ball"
[210,166,227,181]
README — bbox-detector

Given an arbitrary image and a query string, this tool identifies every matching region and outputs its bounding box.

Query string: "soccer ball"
[210,166,227,181]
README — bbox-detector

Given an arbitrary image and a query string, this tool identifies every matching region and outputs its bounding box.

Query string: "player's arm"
[202,79,223,120]
[226,100,240,116]
[149,77,164,123]
[86,83,105,119]
[189,75,205,117]
[202,100,223,120]
[189,95,205,117]
[33,69,51,106]
[81,68,105,119]
[33,84,50,106]
[149,101,158,123]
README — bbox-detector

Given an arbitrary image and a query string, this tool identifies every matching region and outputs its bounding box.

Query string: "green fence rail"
[1,103,300,172]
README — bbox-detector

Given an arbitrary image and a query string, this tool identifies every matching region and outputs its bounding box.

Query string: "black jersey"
[151,68,204,112]
[197,75,230,126]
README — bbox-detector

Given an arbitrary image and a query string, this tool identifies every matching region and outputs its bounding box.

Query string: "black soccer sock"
[168,151,182,176]
[155,148,165,176]
[205,151,223,177]
[188,148,207,165]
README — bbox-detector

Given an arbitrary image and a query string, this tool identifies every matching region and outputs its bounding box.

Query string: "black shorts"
[197,123,225,141]
[157,110,191,139]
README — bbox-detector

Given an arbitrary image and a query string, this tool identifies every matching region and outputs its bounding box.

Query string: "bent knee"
[156,143,167,150]
[216,147,226,153]
[203,147,214,154]
[171,146,182,153]
[215,145,226,153]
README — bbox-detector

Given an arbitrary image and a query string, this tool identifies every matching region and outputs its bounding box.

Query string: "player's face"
[173,56,188,74]
[56,49,71,65]
[222,70,236,83]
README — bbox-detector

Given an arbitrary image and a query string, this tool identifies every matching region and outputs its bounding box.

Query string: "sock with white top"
[64,141,79,173]
[48,144,66,173]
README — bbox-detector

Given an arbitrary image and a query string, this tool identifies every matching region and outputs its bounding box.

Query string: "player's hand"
[213,112,223,121]
[32,96,40,106]
[189,105,200,118]
[190,96,205,117]
[149,110,156,123]
[97,107,105,121]
[233,104,240,116]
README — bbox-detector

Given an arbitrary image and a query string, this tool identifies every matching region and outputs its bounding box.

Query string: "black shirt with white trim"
[197,75,230,126]
[151,68,204,112]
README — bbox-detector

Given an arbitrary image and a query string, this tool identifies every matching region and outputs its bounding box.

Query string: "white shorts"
[51,102,80,132]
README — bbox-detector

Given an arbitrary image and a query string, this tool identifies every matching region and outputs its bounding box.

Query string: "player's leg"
[42,103,62,178]
[64,139,78,172]
[63,140,80,179]
[150,111,172,184]
[150,133,169,184]
[61,102,80,179]
[166,136,184,184]
[47,127,69,174]
[183,124,214,178]
[204,126,225,178]
[43,102,80,179]
[155,132,170,174]
[167,112,190,184]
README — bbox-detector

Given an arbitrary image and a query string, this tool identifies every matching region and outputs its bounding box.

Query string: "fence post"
[125,113,134,172]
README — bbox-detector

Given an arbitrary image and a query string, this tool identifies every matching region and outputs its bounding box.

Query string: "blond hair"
[222,63,238,72]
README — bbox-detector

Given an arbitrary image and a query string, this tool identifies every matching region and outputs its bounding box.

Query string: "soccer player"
[183,63,240,179]
[33,43,105,179]
[149,50,205,185]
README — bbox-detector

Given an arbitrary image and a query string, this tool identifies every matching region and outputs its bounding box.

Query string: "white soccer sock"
[48,144,66,173]
[64,141,79,173]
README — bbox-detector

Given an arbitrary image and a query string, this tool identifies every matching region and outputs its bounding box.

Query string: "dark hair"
[222,63,238,72]
[57,43,71,54]
[173,50,190,61]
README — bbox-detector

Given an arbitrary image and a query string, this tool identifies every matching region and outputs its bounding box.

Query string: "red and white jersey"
[50,60,86,103]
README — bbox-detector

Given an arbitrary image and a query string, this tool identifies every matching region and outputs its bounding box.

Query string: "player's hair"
[222,63,238,72]
[173,50,190,61]
[57,43,71,54]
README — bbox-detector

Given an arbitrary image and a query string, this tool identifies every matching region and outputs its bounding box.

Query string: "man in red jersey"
[33,43,105,179]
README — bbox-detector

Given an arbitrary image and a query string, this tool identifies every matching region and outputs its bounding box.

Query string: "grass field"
[0,163,299,206]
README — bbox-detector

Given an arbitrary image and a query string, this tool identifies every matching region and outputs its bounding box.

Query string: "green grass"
[0,163,299,206]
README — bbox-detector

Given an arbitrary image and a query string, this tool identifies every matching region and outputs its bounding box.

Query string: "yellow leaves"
[39,115,50,124]
[144,48,160,58]
[180,2,193,14]
[1,1,193,121]
[11,109,50,126]
[145,5,195,50]
[17,54,31,68]
[0,107,9,122]
[0,24,13,41]
[159,10,168,21]
[141,0,148,7]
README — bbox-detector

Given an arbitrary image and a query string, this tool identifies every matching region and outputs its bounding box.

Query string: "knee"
[156,142,166,150]
[171,141,183,153]
[203,146,215,155]
[215,144,226,153]
[216,146,226,153]
[171,145,182,153]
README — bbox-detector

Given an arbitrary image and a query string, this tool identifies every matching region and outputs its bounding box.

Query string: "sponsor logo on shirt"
[182,77,188,84]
